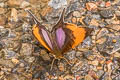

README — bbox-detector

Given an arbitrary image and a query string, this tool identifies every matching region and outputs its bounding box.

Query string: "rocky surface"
[0,0,120,80]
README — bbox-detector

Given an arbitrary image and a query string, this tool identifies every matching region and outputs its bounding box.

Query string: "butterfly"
[27,8,92,70]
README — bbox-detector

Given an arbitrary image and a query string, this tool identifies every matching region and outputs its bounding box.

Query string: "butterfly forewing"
[33,21,53,51]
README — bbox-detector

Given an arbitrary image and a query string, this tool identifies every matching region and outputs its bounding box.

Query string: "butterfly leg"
[50,58,56,70]
[62,57,72,66]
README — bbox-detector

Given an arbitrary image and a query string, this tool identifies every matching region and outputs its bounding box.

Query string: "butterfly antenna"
[26,10,40,24]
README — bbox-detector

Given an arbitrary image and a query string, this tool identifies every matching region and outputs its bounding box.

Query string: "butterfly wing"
[65,23,86,48]
[52,9,88,55]
[33,24,53,51]
[27,10,53,52]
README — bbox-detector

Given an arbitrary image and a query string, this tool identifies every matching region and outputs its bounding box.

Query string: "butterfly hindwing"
[61,26,75,53]
[65,23,86,48]
[55,27,66,49]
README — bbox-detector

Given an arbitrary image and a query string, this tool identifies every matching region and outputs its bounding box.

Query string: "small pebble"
[0,2,4,7]
[112,39,117,43]
[84,74,94,80]
[71,17,77,23]
[40,6,52,16]
[11,58,19,64]
[20,43,32,56]
[10,8,18,22]
[58,62,65,71]
[20,1,30,8]
[86,2,97,11]
[88,60,99,66]
[105,1,111,7]
[48,0,67,9]
[72,11,81,17]
[115,11,120,19]
[114,52,120,58]
[96,37,106,44]
[28,57,35,63]
[99,1,105,7]
[19,63,25,67]
[7,0,23,7]
[90,19,99,27]
[0,16,6,26]
[100,9,114,19]
[0,8,5,14]
[40,50,50,61]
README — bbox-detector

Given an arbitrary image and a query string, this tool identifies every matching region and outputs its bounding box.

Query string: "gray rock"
[48,0,67,9]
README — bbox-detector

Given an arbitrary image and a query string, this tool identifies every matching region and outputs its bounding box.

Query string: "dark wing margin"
[61,27,75,54]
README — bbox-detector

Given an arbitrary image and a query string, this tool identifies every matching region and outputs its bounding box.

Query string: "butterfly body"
[27,8,92,60]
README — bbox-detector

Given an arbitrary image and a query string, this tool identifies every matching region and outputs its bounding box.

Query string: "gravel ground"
[0,0,120,80]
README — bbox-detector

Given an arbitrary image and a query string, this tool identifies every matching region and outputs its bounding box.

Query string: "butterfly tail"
[58,8,66,24]
[26,10,40,25]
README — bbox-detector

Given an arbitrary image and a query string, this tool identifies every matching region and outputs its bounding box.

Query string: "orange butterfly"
[27,8,92,70]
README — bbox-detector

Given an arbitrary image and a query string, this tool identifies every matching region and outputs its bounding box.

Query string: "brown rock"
[0,16,6,26]
[58,62,65,71]
[41,6,52,16]
[96,37,106,44]
[19,63,25,67]
[0,8,5,14]
[40,50,50,61]
[25,56,35,63]
[41,0,49,3]
[86,2,97,11]
[88,70,98,80]
[79,16,85,25]
[0,59,14,68]
[72,11,81,17]
[97,66,103,70]
[20,1,30,8]
[106,24,120,31]
[114,52,120,58]
[88,60,99,66]
[105,1,111,7]
[20,43,32,56]
[96,28,109,39]
[19,11,28,18]
[112,39,117,43]
[84,75,94,80]
[0,2,4,7]
[64,75,74,80]
[71,17,77,23]
[11,58,19,64]
[7,0,23,7]
[90,19,99,27]
[10,8,18,22]
[29,0,39,4]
